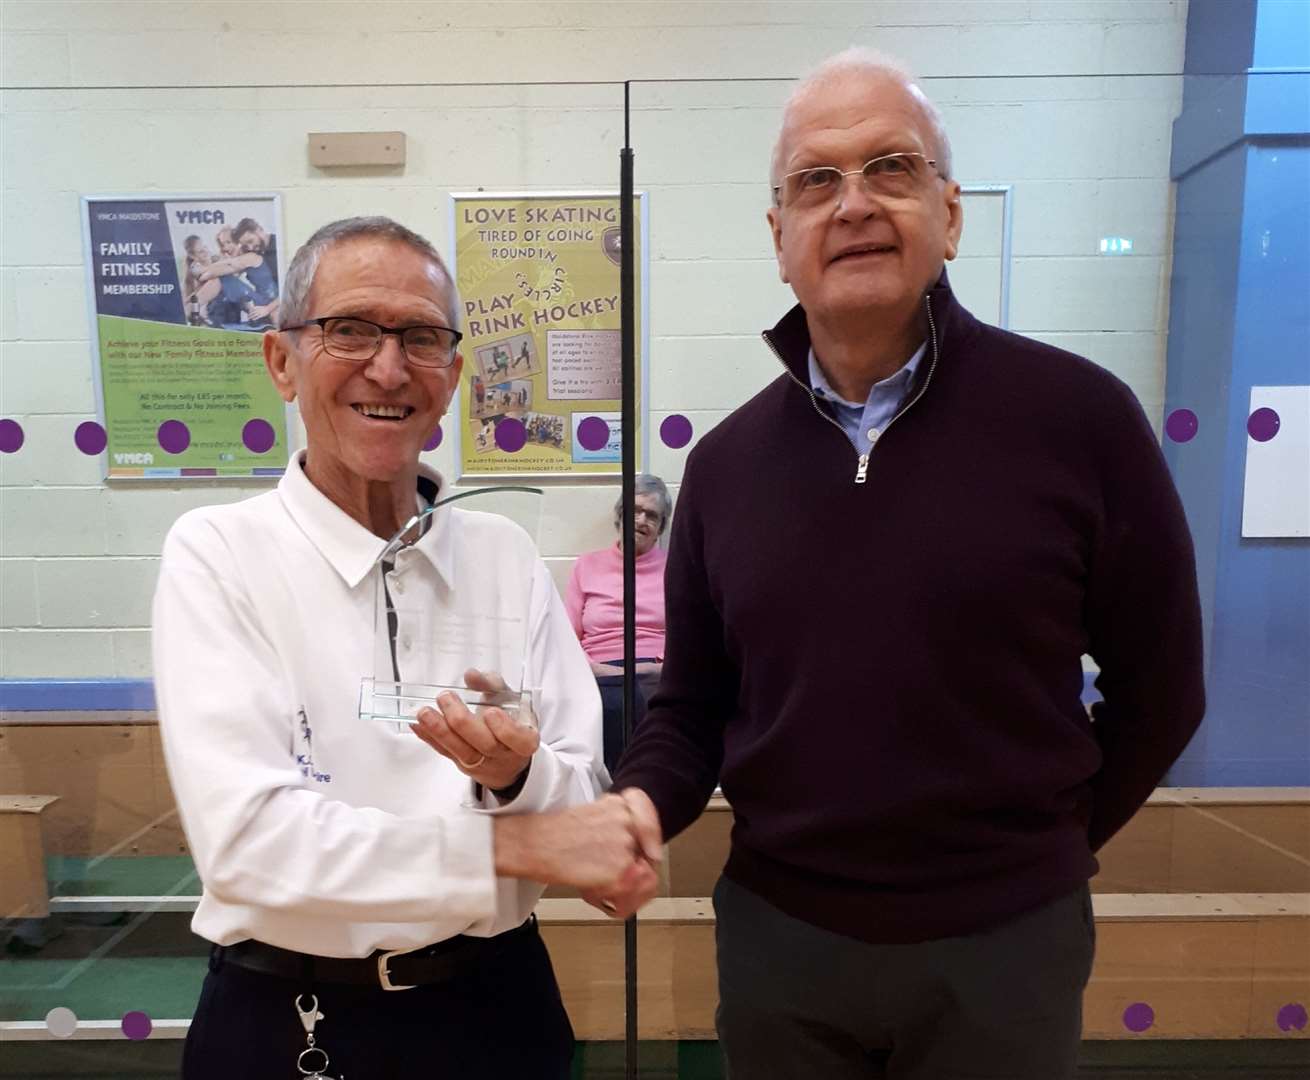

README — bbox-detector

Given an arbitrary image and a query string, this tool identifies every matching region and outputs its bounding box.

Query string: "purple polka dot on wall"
[576,416,610,451]
[1277,1002,1307,1032]
[1247,407,1281,443]
[241,418,276,454]
[74,421,107,456]
[423,425,443,452]
[157,420,191,455]
[495,417,526,454]
[1164,409,1198,444]
[0,418,25,453]
[121,1011,152,1041]
[1122,1002,1155,1033]
[660,413,693,450]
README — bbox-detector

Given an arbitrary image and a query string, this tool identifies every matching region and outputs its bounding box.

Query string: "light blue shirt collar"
[807,342,928,455]
[807,343,926,408]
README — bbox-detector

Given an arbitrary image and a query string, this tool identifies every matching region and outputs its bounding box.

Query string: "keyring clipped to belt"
[295,954,341,1079]
[295,992,341,1078]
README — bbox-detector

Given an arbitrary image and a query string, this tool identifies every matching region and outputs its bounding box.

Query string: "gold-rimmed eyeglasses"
[281,316,462,368]
[773,152,941,209]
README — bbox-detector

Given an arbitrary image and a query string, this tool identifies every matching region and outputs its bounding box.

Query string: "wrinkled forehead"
[310,237,452,318]
[777,71,936,168]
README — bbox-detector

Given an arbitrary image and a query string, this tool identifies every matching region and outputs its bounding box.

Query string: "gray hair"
[614,474,672,536]
[278,216,463,332]
[769,47,954,197]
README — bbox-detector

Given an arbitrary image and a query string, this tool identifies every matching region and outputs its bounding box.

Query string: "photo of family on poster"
[176,216,280,332]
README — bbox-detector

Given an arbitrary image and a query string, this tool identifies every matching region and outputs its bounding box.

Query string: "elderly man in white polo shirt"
[152,216,657,1079]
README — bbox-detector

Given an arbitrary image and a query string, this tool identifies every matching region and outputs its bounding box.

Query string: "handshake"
[492,787,663,919]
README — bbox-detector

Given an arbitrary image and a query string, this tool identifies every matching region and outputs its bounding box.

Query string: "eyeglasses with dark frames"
[773,152,941,209]
[281,316,462,368]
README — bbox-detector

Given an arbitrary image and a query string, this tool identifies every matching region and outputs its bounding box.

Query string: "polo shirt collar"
[277,449,454,590]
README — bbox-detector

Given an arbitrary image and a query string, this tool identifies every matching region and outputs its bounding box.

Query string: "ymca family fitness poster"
[81,195,289,479]
[451,192,647,478]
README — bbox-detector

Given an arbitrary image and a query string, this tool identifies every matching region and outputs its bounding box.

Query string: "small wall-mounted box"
[308,131,406,167]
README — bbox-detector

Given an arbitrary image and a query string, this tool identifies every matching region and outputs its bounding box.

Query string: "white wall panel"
[0,558,39,626]
[0,488,107,557]
[35,556,158,628]
[0,342,96,414]
[0,628,115,677]
[0,415,104,487]
[0,0,1189,678]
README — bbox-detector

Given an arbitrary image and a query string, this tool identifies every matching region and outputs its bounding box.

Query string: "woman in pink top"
[565,474,670,772]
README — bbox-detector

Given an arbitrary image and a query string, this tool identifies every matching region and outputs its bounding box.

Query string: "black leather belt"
[217,915,536,991]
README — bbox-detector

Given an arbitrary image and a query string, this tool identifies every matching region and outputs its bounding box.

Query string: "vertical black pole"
[620,79,639,1080]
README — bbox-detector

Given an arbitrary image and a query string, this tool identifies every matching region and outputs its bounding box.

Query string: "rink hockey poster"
[81,194,289,479]
[451,191,648,479]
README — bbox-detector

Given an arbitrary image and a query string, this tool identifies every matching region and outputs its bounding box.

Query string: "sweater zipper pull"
[854,452,870,484]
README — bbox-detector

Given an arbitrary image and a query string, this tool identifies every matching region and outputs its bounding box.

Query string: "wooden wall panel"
[1169,804,1310,893]
[664,794,1310,898]
[1248,916,1310,1039]
[666,799,731,897]
[1083,919,1258,1038]
[1092,804,1174,893]
[540,921,719,1041]
[538,898,1310,1042]
[0,724,185,856]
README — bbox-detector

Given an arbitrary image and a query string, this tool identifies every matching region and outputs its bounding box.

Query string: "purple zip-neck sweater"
[614,274,1204,944]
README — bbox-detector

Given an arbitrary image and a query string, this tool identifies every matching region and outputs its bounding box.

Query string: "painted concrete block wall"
[0,0,1188,677]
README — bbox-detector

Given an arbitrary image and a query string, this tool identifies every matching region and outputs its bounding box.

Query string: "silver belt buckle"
[377,947,418,991]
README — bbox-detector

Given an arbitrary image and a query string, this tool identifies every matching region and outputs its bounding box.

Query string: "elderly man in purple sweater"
[598,47,1205,1079]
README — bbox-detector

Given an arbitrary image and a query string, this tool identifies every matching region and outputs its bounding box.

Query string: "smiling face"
[767,70,962,329]
[263,237,462,515]
[216,228,239,257]
[633,493,663,555]
[238,225,269,254]
[618,492,664,556]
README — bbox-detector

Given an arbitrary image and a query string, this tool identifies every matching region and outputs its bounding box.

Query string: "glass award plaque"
[359,682,536,729]
[358,485,544,730]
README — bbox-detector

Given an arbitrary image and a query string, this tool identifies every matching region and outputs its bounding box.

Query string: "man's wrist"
[490,762,530,801]
[492,814,540,879]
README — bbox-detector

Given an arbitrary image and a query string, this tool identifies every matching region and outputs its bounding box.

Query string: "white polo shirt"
[152,451,604,958]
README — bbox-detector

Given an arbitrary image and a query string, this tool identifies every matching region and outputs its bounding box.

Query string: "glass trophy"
[358,485,544,732]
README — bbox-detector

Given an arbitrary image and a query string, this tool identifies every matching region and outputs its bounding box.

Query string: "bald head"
[770,48,953,196]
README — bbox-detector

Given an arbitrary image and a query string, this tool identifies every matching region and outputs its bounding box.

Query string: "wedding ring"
[459,752,488,769]
[601,899,618,915]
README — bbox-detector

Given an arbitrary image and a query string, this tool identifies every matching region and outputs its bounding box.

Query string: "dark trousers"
[595,657,656,774]
[713,875,1095,1080]
[182,920,573,1079]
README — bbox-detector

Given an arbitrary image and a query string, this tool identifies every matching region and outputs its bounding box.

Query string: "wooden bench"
[0,794,59,919]
[5,716,1306,895]
[668,789,1310,896]
[537,894,1310,1041]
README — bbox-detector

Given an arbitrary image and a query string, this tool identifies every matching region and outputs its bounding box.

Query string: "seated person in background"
[565,474,670,772]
